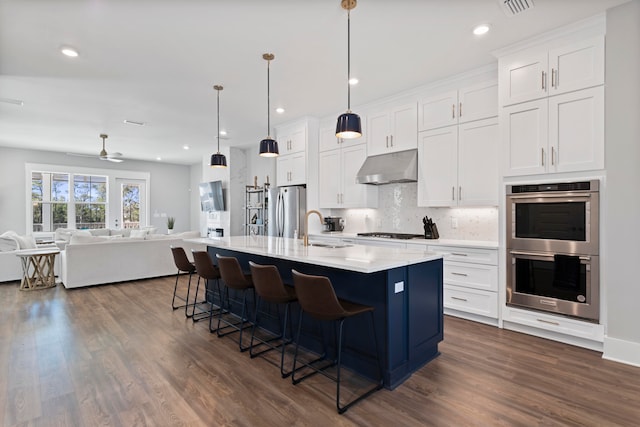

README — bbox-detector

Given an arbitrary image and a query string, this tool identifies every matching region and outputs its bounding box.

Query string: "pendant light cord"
[216,88,220,153]
[347,8,351,112]
[267,58,271,137]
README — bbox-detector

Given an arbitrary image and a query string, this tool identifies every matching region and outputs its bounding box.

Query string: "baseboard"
[603,336,640,367]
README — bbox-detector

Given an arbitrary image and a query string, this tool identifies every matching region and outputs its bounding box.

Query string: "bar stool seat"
[170,246,199,318]
[215,254,255,352]
[191,251,223,324]
[248,261,298,377]
[291,269,383,414]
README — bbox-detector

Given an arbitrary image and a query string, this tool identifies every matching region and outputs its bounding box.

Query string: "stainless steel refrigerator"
[267,186,306,238]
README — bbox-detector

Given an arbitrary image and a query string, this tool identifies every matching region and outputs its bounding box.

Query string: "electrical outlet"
[451,217,458,229]
[394,281,404,294]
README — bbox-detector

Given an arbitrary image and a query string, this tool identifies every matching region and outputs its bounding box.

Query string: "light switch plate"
[394,281,404,293]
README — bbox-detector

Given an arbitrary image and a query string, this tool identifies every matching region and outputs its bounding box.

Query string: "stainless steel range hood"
[356,149,418,185]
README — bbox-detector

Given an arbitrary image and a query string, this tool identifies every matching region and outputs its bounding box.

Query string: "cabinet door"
[458,81,498,124]
[277,124,305,155]
[499,49,548,106]
[366,108,390,156]
[287,152,306,185]
[458,118,499,206]
[319,125,341,152]
[418,90,457,131]
[276,155,291,185]
[548,36,604,96]
[417,127,458,207]
[549,86,604,173]
[318,150,341,208]
[501,99,548,177]
[390,102,418,152]
[341,143,377,208]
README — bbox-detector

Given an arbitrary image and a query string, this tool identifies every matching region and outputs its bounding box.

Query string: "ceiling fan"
[67,134,124,162]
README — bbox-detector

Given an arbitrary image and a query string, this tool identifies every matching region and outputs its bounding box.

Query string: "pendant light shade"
[259,53,279,157]
[211,85,227,168]
[336,0,362,139]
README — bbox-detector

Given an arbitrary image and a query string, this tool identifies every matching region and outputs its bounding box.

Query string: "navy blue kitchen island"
[187,236,443,389]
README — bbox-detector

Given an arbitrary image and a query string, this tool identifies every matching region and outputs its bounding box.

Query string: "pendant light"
[210,85,227,168]
[335,0,362,139]
[259,53,279,157]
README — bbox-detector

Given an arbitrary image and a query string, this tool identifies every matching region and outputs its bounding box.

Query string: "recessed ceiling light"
[276,107,285,114]
[219,130,227,136]
[0,97,24,106]
[156,157,162,161]
[60,46,79,57]
[348,78,359,85]
[183,145,190,150]
[123,119,145,126]
[473,24,490,36]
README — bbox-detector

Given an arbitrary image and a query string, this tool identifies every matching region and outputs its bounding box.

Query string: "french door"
[114,178,147,229]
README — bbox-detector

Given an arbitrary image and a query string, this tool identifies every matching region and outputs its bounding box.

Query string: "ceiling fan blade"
[66,152,96,158]
[106,157,124,163]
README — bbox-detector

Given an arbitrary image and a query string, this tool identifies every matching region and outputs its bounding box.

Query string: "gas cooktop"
[357,232,424,240]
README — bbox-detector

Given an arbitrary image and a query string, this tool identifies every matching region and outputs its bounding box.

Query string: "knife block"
[424,223,439,239]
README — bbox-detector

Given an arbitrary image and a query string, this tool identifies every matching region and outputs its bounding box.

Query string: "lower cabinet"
[428,245,499,325]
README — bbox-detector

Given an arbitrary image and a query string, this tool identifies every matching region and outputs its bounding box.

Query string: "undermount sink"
[308,242,352,249]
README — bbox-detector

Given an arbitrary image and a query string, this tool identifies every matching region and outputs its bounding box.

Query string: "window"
[121,183,141,229]
[31,171,107,232]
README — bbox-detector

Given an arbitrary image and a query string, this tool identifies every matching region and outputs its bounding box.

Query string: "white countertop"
[185,236,442,274]
[310,233,499,250]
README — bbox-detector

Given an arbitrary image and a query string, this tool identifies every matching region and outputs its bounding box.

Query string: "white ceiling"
[0,0,629,165]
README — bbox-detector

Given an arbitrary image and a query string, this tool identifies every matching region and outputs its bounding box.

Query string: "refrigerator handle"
[277,192,284,236]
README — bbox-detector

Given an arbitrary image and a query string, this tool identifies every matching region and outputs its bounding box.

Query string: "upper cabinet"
[318,123,377,209]
[499,36,604,107]
[366,101,418,156]
[275,118,318,186]
[418,81,498,131]
[498,31,605,177]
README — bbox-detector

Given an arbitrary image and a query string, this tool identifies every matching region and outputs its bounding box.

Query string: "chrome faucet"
[303,210,324,246]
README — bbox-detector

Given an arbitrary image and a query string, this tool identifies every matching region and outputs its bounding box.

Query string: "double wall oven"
[506,180,600,322]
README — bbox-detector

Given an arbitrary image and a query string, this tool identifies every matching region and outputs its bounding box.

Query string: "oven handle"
[509,250,591,261]
[507,193,592,200]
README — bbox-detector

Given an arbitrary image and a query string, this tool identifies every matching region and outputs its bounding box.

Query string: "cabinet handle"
[452,186,455,201]
[390,135,394,147]
[541,148,545,166]
[452,104,456,119]
[541,71,546,91]
[551,147,556,165]
[385,135,389,148]
[551,68,556,88]
[337,193,340,203]
[537,318,560,326]
[459,102,462,118]
[340,193,344,204]
[451,272,468,277]
[451,296,468,302]
[451,252,468,257]
[459,186,462,201]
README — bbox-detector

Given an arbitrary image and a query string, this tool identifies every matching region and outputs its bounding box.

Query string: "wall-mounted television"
[199,180,225,212]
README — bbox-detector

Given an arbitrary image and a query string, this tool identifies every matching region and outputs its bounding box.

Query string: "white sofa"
[60,231,205,288]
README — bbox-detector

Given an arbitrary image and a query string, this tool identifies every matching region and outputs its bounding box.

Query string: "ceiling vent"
[500,0,535,16]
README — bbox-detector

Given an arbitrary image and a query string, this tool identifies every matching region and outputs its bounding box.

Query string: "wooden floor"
[1,277,639,427]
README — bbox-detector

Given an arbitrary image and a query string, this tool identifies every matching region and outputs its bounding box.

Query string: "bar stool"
[248,261,298,378]
[170,246,198,318]
[291,269,383,414]
[191,251,223,324]
[215,254,254,352]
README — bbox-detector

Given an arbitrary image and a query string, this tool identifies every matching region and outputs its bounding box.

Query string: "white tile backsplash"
[330,182,498,241]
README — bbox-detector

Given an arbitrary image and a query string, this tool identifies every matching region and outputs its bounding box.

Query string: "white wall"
[603,0,640,365]
[0,146,192,234]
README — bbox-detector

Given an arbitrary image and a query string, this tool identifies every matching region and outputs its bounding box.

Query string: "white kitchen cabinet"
[319,119,366,153]
[418,80,498,131]
[276,123,306,155]
[418,117,498,207]
[428,245,499,325]
[502,86,604,176]
[366,101,418,156]
[276,152,305,186]
[499,36,604,107]
[318,143,377,208]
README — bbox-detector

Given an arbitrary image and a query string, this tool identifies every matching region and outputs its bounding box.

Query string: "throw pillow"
[89,228,110,237]
[130,229,148,238]
[69,235,109,245]
[13,235,37,249]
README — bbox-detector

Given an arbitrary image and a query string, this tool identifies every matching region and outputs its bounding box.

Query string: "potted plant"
[167,216,175,234]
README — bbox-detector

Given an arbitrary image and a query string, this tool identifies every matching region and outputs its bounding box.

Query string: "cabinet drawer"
[503,307,604,342]
[427,245,498,265]
[444,285,498,318]
[444,261,497,291]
